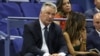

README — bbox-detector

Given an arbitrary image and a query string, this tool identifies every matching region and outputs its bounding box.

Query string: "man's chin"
[97,29,100,32]
[47,21,52,24]
[45,22,51,26]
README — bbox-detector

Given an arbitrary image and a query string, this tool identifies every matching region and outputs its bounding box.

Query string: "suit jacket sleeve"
[21,24,44,56]
[54,24,68,54]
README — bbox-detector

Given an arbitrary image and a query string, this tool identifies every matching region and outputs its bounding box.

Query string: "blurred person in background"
[84,0,100,34]
[85,0,100,19]
[54,0,77,31]
[63,13,97,56]
[87,13,100,56]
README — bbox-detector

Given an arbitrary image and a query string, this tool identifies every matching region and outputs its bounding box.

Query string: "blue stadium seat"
[0,0,1,2]
[0,3,8,19]
[0,5,24,36]
[0,3,23,19]
[71,4,84,13]
[70,0,95,13]
[0,31,17,56]
[12,37,23,53]
[0,40,4,56]
[30,0,35,3]
[20,3,42,17]
[7,0,30,2]
[0,20,19,35]
[6,17,24,55]
[6,17,38,55]
[3,3,23,17]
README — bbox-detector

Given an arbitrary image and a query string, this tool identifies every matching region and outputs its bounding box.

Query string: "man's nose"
[49,14,53,18]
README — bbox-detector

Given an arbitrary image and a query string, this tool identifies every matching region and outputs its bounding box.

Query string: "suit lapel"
[94,8,98,13]
[93,30,100,39]
[33,20,43,47]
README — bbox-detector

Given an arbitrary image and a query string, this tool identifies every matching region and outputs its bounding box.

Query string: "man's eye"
[96,22,100,24]
[46,12,50,15]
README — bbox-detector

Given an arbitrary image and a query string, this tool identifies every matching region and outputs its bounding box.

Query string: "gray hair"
[41,2,57,13]
[93,12,100,19]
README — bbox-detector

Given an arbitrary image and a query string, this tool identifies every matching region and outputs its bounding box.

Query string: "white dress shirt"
[39,20,50,56]
[96,30,100,37]
[95,7,100,13]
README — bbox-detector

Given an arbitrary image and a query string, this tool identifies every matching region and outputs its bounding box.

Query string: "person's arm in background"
[80,29,87,51]
[63,32,76,56]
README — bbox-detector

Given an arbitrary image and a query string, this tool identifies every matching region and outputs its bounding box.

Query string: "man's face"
[62,0,71,13]
[93,15,100,31]
[94,0,100,9]
[40,6,56,26]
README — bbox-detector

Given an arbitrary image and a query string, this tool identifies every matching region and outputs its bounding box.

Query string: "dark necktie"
[44,26,48,42]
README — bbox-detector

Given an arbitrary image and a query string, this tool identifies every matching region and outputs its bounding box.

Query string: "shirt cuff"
[59,52,66,56]
[43,53,50,56]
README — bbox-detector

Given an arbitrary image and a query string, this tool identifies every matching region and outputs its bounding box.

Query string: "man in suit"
[85,0,100,19]
[20,2,68,56]
[84,0,100,34]
[86,13,100,52]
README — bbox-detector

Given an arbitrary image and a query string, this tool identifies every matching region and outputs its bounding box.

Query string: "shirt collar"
[95,7,100,12]
[39,19,50,30]
[96,29,100,36]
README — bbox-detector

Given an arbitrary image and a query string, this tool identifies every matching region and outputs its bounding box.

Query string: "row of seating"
[0,31,20,56]
[0,18,93,56]
[0,2,93,56]
[0,3,23,19]
[0,3,44,18]
[0,17,39,56]
[0,3,84,19]
[0,0,52,2]
[0,0,95,12]
[0,0,34,2]
[0,2,84,35]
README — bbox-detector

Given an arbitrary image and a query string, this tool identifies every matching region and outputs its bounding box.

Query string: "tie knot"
[44,26,47,30]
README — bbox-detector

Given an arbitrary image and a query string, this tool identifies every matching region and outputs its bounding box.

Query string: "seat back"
[20,3,42,17]
[7,0,30,2]
[0,20,19,36]
[7,17,25,36]
[7,17,38,53]
[12,37,23,53]
[0,3,7,19]
[71,4,84,13]
[0,3,23,19]
[3,3,23,16]
[0,31,18,56]
[0,0,2,2]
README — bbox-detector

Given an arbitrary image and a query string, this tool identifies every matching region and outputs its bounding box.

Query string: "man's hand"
[51,53,61,56]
